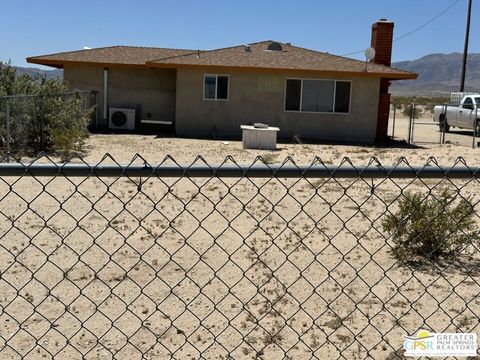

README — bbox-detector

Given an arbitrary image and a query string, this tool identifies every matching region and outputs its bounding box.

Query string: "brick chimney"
[371,19,394,142]
[371,19,394,67]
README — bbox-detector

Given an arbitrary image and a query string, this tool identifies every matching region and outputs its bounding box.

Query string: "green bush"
[402,105,423,119]
[0,61,35,96]
[0,62,92,158]
[37,80,92,158]
[383,191,479,263]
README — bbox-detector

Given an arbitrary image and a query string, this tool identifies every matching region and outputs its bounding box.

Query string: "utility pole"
[460,0,473,91]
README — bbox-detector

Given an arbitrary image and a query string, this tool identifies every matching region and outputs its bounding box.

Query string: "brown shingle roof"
[27,46,193,68]
[27,41,416,79]
[147,41,416,79]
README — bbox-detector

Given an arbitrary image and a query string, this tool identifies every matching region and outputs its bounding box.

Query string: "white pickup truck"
[433,93,480,133]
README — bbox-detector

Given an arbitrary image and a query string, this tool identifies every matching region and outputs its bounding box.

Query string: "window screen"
[285,79,301,111]
[301,80,334,112]
[204,76,216,99]
[334,81,351,113]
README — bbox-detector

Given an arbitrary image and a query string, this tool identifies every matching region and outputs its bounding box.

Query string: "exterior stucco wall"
[175,69,380,143]
[64,64,381,143]
[63,65,104,124]
[108,68,176,124]
[63,65,176,127]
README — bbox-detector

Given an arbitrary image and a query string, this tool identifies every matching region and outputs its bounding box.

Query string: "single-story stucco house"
[27,19,416,144]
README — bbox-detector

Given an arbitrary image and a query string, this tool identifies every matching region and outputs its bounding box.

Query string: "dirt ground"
[1,133,480,359]
[81,131,480,165]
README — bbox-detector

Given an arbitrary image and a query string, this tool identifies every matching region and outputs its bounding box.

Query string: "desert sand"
[1,129,479,359]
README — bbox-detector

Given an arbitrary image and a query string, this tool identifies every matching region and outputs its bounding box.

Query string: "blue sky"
[1,0,476,68]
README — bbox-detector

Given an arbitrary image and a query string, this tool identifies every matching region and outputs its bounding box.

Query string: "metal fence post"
[392,104,396,139]
[441,104,447,144]
[412,103,416,143]
[5,98,10,163]
[407,103,414,144]
[473,105,478,149]
[94,91,99,130]
[40,95,45,151]
[438,104,446,144]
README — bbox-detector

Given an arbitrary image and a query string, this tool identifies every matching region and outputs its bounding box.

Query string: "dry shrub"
[383,190,478,263]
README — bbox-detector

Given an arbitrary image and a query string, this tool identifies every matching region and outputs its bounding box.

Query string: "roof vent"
[243,45,251,52]
[267,42,283,51]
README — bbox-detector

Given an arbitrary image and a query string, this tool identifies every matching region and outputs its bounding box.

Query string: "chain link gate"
[389,101,480,148]
[0,154,479,359]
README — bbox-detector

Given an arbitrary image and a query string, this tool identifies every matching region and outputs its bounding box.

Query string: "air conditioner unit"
[109,108,136,130]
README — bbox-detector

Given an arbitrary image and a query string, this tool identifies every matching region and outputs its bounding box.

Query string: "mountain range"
[11,52,480,96]
[391,52,480,96]
[13,66,63,80]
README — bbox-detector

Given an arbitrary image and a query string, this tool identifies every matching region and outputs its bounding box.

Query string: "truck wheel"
[439,116,450,132]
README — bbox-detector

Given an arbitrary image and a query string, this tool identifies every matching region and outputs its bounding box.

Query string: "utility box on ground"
[241,124,280,150]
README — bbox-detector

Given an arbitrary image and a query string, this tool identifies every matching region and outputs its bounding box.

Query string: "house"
[27,19,416,144]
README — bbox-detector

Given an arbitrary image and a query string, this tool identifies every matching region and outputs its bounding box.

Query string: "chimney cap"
[372,19,394,30]
[375,18,393,24]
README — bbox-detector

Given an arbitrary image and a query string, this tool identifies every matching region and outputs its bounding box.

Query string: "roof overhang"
[145,61,418,80]
[26,57,64,68]
[26,57,149,69]
[27,57,417,81]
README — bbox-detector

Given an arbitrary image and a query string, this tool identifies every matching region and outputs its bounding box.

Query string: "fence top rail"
[0,90,96,100]
[0,161,479,179]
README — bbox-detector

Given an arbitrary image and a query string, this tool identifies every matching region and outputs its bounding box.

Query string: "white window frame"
[284,78,352,114]
[203,74,230,101]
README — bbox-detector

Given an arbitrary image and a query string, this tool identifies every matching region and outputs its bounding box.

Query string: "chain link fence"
[0,92,98,159]
[0,154,479,359]
[388,102,480,148]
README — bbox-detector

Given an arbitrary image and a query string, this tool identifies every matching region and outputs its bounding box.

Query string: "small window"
[204,74,229,100]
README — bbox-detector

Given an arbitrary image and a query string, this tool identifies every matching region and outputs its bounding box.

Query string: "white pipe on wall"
[103,68,108,122]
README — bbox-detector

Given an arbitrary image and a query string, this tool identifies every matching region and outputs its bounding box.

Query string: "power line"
[394,0,461,41]
[340,0,461,57]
